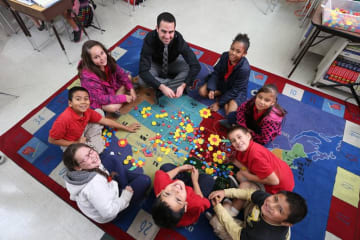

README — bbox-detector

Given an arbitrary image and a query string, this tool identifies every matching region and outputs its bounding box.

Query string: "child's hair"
[244,84,287,133]
[157,12,176,27]
[278,191,308,224]
[233,33,250,53]
[151,196,185,228]
[227,125,251,137]
[63,143,109,179]
[78,40,118,81]
[68,86,89,101]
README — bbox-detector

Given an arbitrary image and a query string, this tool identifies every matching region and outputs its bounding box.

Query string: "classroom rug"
[1,26,360,240]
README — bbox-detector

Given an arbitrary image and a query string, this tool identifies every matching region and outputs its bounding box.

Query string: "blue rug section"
[270,94,346,240]
[301,91,325,110]
[117,36,144,76]
[321,98,345,118]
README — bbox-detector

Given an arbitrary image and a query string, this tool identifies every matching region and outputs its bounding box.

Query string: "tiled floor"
[0,0,353,238]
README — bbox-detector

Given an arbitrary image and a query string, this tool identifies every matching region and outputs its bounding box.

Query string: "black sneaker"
[73,29,82,42]
[37,21,45,31]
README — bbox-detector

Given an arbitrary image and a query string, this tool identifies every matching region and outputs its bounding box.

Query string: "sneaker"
[73,29,82,42]
[37,21,45,31]
[219,119,231,129]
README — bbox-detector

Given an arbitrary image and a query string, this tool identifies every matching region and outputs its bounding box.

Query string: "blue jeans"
[101,154,151,204]
[160,163,215,198]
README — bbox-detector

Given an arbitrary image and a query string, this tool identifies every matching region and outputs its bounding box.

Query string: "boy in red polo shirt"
[49,86,140,153]
[151,163,214,228]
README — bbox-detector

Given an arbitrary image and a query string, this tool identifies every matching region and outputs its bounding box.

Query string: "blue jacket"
[207,52,250,106]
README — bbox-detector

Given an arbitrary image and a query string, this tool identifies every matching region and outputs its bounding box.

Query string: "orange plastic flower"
[118,139,128,147]
[208,134,221,146]
[199,108,211,118]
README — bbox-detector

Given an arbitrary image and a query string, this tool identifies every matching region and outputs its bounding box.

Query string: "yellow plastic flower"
[208,134,221,146]
[199,108,211,118]
[212,150,225,164]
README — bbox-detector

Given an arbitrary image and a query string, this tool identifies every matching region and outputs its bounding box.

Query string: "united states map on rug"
[1,26,359,240]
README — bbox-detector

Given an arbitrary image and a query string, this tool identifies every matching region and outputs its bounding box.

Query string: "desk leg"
[288,28,320,78]
[51,23,71,64]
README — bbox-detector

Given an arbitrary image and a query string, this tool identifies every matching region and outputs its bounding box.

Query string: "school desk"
[1,0,88,63]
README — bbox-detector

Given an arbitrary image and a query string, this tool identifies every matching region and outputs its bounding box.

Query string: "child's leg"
[159,163,192,185]
[101,86,127,113]
[232,181,260,211]
[198,173,215,198]
[63,10,79,31]
[101,154,129,189]
[84,109,105,154]
[126,171,151,204]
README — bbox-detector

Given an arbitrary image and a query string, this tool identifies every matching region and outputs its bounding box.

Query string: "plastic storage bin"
[322,0,360,33]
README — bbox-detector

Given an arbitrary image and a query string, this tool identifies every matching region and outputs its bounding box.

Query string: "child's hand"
[125,185,134,192]
[236,170,248,182]
[210,102,220,112]
[210,195,221,207]
[110,171,118,178]
[125,95,134,103]
[208,91,215,100]
[209,190,225,202]
[78,136,87,143]
[126,123,141,132]
[191,167,199,182]
[179,164,193,172]
[130,89,137,101]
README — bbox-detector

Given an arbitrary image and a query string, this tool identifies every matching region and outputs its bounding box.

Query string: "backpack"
[77,0,104,31]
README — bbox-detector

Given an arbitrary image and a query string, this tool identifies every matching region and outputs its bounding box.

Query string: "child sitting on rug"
[63,143,151,223]
[198,33,250,115]
[223,84,287,145]
[48,86,140,153]
[78,40,137,117]
[228,125,294,195]
[207,188,307,240]
[151,163,215,228]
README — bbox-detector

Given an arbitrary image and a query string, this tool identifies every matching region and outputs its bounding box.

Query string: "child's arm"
[238,169,279,185]
[48,136,86,147]
[212,200,242,240]
[190,167,204,198]
[252,118,283,145]
[166,164,193,179]
[209,188,254,202]
[98,117,140,133]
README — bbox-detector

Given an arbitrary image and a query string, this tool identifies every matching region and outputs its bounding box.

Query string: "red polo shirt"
[236,140,294,194]
[49,107,102,141]
[153,170,210,227]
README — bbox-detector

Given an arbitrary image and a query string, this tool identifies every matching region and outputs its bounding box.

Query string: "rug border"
[0,25,359,240]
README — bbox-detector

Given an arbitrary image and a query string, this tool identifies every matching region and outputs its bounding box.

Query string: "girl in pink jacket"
[78,40,136,115]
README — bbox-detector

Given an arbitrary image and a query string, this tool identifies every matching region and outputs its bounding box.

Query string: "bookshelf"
[312,38,360,107]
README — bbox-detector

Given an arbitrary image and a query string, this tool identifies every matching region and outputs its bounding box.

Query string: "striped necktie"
[162,45,168,77]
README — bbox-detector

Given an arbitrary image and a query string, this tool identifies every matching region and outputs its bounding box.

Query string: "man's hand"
[210,102,220,112]
[126,123,141,132]
[175,83,186,98]
[159,84,175,98]
[209,190,225,203]
[208,90,215,100]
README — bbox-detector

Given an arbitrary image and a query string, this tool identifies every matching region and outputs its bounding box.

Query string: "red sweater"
[236,141,294,194]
